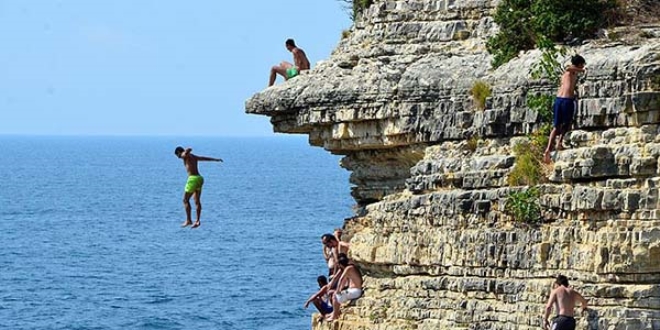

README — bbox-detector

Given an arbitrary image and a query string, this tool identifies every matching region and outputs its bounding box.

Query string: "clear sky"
[0,1,352,136]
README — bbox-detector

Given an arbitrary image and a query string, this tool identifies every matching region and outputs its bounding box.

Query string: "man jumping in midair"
[174,146,222,228]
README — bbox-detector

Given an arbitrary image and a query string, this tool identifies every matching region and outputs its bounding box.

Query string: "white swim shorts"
[335,288,363,304]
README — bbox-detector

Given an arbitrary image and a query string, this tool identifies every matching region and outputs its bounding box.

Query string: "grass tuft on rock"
[470,80,492,111]
[508,140,547,187]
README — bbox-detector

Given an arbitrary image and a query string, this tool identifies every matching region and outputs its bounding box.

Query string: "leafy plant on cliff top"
[505,187,541,224]
[487,0,618,68]
[527,41,566,124]
[530,39,567,82]
[530,0,618,42]
[486,0,535,68]
[338,0,374,21]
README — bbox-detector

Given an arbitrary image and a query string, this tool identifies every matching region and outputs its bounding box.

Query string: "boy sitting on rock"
[303,275,334,317]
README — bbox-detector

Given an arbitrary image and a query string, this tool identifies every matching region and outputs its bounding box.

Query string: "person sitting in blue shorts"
[303,275,334,317]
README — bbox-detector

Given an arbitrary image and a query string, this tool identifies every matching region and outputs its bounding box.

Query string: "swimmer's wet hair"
[174,146,184,156]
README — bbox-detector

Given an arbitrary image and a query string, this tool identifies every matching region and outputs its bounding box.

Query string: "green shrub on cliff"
[527,43,565,125]
[505,187,541,223]
[486,0,536,68]
[338,0,374,20]
[487,0,618,67]
[530,0,617,42]
[529,40,567,82]
[527,94,554,123]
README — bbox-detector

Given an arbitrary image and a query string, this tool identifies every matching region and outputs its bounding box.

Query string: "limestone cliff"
[246,0,660,329]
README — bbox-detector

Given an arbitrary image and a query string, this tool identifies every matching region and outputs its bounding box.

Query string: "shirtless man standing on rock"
[174,146,222,229]
[543,275,589,330]
[543,55,586,163]
[327,253,363,321]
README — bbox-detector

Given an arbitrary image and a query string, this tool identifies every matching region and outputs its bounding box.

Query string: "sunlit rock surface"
[247,0,660,329]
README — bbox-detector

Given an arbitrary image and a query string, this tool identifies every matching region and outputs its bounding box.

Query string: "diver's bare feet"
[326,313,340,322]
[181,220,193,227]
[191,221,201,229]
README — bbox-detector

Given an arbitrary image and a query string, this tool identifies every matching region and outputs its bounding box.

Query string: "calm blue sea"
[0,136,353,330]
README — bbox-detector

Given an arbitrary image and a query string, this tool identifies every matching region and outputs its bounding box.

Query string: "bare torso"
[293,48,310,71]
[182,155,201,176]
[338,241,349,255]
[553,286,577,316]
[344,265,363,289]
[556,70,579,98]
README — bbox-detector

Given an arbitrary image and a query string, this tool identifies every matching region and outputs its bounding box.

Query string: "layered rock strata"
[246,0,660,329]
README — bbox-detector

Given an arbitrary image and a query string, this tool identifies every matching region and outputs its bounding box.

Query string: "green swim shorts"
[286,66,299,79]
[185,175,204,193]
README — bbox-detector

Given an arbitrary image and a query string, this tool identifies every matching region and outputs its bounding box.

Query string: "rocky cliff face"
[246,0,660,329]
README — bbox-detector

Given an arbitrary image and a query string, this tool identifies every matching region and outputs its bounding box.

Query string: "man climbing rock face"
[543,55,587,163]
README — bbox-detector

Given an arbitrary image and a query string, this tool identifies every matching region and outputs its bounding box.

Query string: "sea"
[0,136,353,330]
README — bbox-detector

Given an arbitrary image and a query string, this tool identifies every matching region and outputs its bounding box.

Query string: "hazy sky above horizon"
[0,1,351,136]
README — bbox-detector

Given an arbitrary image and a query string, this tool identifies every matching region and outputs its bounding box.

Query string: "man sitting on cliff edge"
[268,38,310,87]
[326,253,363,321]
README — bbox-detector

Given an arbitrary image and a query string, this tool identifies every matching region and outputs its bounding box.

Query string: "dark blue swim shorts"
[552,315,576,330]
[552,97,576,129]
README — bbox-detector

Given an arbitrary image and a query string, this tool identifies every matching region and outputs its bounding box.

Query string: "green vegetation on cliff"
[505,187,542,224]
[487,0,618,68]
[338,0,374,20]
[508,140,547,187]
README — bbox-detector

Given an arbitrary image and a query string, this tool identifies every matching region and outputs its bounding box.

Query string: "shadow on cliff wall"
[583,308,600,330]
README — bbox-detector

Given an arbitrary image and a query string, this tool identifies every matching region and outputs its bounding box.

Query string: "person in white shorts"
[327,253,363,321]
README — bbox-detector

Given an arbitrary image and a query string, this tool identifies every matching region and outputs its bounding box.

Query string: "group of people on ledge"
[267,41,591,328]
[303,228,363,322]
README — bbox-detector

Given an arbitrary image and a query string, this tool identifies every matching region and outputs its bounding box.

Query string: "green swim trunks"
[185,175,204,193]
[286,66,299,79]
